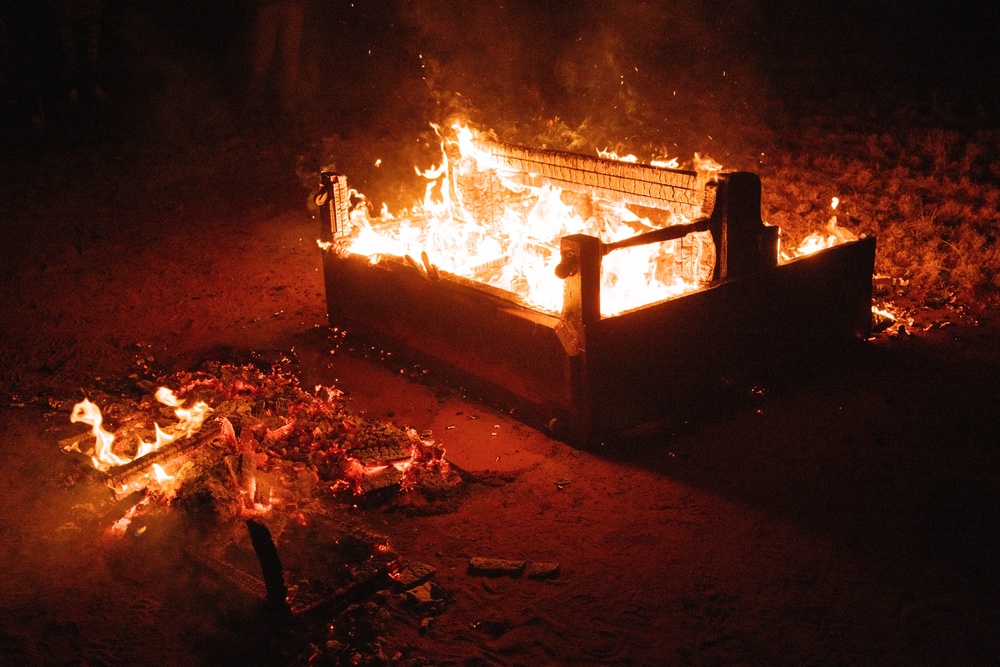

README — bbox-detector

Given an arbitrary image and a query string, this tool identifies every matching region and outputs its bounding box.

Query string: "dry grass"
[760,117,1000,309]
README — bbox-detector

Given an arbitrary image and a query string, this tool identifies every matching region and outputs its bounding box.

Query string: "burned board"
[317,139,875,445]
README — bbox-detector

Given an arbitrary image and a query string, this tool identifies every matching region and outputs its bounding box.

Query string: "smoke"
[308,0,771,208]
[408,1,770,150]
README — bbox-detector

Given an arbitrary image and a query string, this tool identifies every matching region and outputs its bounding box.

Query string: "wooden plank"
[474,139,704,215]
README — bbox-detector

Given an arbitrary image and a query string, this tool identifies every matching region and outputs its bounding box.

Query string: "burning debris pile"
[64,362,454,510]
[59,360,464,663]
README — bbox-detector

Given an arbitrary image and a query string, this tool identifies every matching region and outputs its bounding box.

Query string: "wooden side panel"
[584,237,877,439]
[322,251,576,422]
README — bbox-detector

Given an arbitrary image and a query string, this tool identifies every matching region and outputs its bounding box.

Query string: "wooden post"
[557,234,602,443]
[708,172,779,281]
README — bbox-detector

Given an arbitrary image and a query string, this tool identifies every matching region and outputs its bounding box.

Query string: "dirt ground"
[3,3,1000,666]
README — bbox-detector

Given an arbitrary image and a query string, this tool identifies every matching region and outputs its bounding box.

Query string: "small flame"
[136,423,175,459]
[598,148,639,163]
[650,157,681,169]
[788,196,856,258]
[154,387,211,437]
[151,463,174,484]
[71,399,127,471]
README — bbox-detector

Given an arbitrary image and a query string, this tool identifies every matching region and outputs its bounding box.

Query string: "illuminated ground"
[1,3,999,664]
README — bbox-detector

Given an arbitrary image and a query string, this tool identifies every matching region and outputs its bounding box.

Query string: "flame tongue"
[70,399,128,471]
[155,387,211,438]
[790,197,857,258]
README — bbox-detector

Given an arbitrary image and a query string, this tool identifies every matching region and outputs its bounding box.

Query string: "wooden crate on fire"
[316,137,875,445]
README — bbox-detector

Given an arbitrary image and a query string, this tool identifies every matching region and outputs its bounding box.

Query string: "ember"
[55,359,465,661]
[64,362,452,506]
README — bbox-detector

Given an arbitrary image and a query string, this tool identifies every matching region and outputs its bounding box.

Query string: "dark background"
[3,2,998,161]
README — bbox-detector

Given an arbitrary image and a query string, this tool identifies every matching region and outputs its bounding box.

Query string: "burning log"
[106,418,233,491]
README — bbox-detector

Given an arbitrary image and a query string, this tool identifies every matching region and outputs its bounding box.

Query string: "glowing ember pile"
[321,123,862,318]
[63,363,453,527]
[58,362,462,655]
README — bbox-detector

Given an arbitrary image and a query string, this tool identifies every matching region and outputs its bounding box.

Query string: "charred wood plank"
[187,547,269,602]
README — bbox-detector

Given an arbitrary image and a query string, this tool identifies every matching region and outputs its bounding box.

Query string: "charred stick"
[420,251,440,280]
[100,488,148,525]
[246,519,290,615]
[404,254,429,279]
[601,217,710,255]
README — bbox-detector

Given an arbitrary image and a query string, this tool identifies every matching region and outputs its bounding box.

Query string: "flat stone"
[525,561,560,580]
[468,557,526,576]
[391,561,437,591]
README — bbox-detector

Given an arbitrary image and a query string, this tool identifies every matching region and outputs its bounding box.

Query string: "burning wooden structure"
[317,133,876,444]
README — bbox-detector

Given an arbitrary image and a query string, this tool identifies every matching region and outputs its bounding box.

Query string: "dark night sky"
[2,1,998,158]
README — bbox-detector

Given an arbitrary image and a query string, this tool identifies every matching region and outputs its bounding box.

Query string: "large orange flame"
[328,123,717,317]
[323,124,862,317]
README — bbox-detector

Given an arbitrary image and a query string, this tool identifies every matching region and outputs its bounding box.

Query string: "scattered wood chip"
[405,581,446,613]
